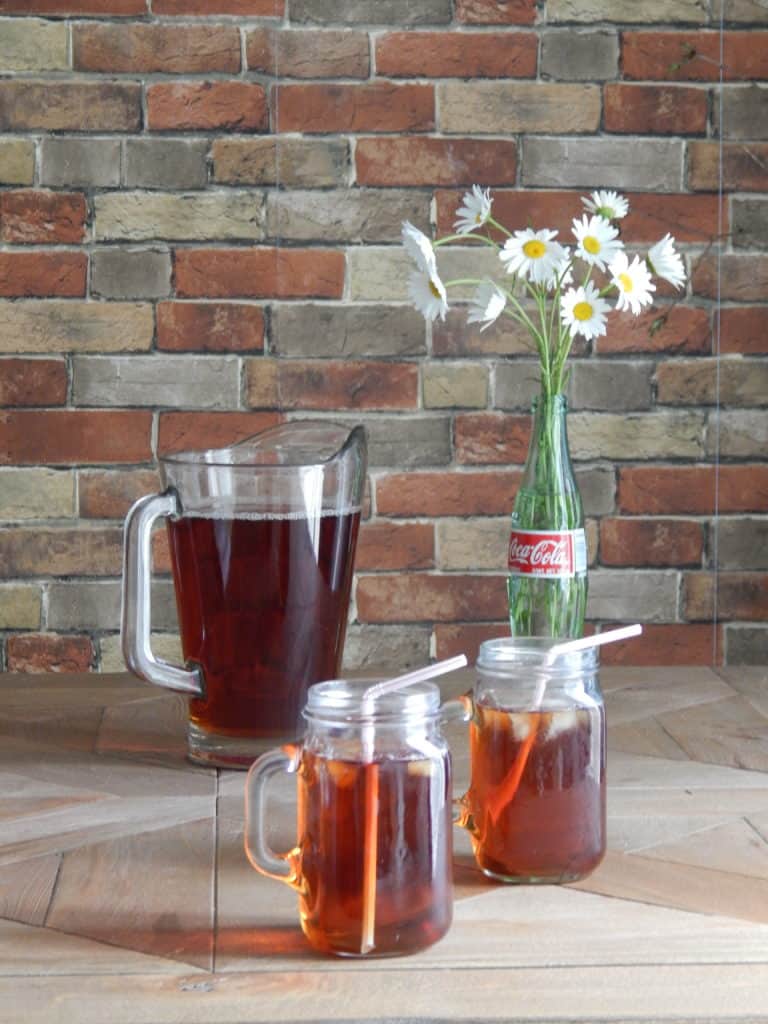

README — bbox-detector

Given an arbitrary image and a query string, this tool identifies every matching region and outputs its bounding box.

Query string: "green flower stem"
[434,233,499,248]
[487,215,513,238]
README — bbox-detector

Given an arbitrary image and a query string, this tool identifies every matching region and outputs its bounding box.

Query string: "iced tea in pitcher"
[460,638,606,884]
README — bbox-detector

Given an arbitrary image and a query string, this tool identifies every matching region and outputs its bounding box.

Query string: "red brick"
[597,307,712,355]
[157,411,282,456]
[599,624,720,666]
[455,413,530,465]
[6,634,94,674]
[152,530,172,575]
[174,248,345,299]
[455,0,536,23]
[720,306,768,354]
[356,522,434,571]
[0,359,67,407]
[246,359,418,411]
[604,83,708,134]
[246,27,369,78]
[275,83,434,133]
[0,81,141,132]
[147,82,268,132]
[0,191,87,245]
[434,622,508,661]
[600,517,704,567]
[79,469,161,519]
[0,410,152,465]
[377,471,522,517]
[356,574,508,623]
[622,193,722,244]
[622,31,768,83]
[153,0,282,12]
[0,0,145,13]
[0,252,86,299]
[618,465,768,515]
[0,527,122,577]
[376,31,536,78]
[684,573,768,621]
[693,254,768,301]
[688,142,768,192]
[357,137,518,187]
[157,302,264,353]
[73,24,240,74]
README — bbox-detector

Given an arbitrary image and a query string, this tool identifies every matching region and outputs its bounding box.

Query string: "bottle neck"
[522,393,576,488]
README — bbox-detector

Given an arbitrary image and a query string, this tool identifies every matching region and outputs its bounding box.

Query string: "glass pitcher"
[121,421,367,768]
[244,679,454,957]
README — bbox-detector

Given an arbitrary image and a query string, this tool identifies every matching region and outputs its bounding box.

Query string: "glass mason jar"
[458,638,605,884]
[507,394,588,638]
[245,679,454,958]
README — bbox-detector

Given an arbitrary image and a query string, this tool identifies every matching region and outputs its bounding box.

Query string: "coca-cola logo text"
[508,530,583,578]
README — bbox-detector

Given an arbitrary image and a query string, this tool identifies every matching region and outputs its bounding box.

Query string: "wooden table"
[1,666,767,1023]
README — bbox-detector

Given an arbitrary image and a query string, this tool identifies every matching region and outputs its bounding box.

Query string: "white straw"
[547,623,643,662]
[358,653,468,954]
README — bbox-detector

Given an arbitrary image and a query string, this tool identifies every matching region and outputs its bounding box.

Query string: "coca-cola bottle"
[507,393,587,637]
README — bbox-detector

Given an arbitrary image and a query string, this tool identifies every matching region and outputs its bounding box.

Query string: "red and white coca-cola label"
[508,528,587,578]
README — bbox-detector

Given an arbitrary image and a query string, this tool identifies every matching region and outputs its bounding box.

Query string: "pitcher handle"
[441,694,473,827]
[244,745,302,886]
[121,492,204,697]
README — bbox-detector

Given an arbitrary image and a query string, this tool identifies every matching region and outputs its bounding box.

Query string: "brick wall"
[0,0,766,672]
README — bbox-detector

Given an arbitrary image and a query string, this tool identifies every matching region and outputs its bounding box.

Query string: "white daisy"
[610,251,656,315]
[581,190,629,221]
[467,280,506,332]
[560,282,610,341]
[408,268,448,323]
[647,233,686,290]
[454,185,493,235]
[401,221,436,274]
[500,228,567,286]
[546,247,574,291]
[572,214,623,272]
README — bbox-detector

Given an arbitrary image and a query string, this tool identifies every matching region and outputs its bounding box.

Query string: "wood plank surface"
[0,668,766,1024]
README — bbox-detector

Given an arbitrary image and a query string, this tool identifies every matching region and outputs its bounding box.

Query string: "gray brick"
[267,190,429,244]
[348,245,500,303]
[726,626,768,665]
[717,85,768,140]
[710,411,768,457]
[101,632,181,673]
[437,518,510,571]
[733,198,768,249]
[547,0,707,21]
[541,30,618,81]
[0,468,74,520]
[341,416,451,467]
[587,570,679,622]
[91,249,171,300]
[289,0,452,25]
[342,625,431,671]
[718,0,768,21]
[576,467,616,517]
[523,138,684,191]
[494,361,651,412]
[124,139,208,190]
[40,137,121,188]
[569,411,705,460]
[0,301,153,354]
[271,304,426,358]
[72,355,239,408]
[212,137,349,188]
[48,580,178,632]
[0,18,69,72]
[656,357,768,406]
[440,83,600,134]
[717,518,768,570]
[95,192,264,243]
[494,361,547,410]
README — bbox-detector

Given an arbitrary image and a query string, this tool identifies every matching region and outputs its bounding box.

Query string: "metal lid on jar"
[304,678,442,723]
[477,637,598,678]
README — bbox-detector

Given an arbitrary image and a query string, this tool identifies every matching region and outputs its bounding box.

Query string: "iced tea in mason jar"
[459,638,605,884]
[245,679,454,957]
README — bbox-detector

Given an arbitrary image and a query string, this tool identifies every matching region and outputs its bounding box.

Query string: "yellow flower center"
[475,213,483,223]
[619,272,633,292]
[523,239,546,259]
[583,236,601,255]
[573,301,593,322]
[429,279,442,299]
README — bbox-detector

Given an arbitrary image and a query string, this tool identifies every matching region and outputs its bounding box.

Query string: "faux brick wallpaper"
[0,0,766,671]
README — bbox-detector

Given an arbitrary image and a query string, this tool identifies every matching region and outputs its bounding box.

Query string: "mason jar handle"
[244,746,301,885]
[121,492,204,697]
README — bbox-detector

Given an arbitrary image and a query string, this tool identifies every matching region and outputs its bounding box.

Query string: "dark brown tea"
[297,751,453,957]
[167,509,360,741]
[465,702,605,882]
